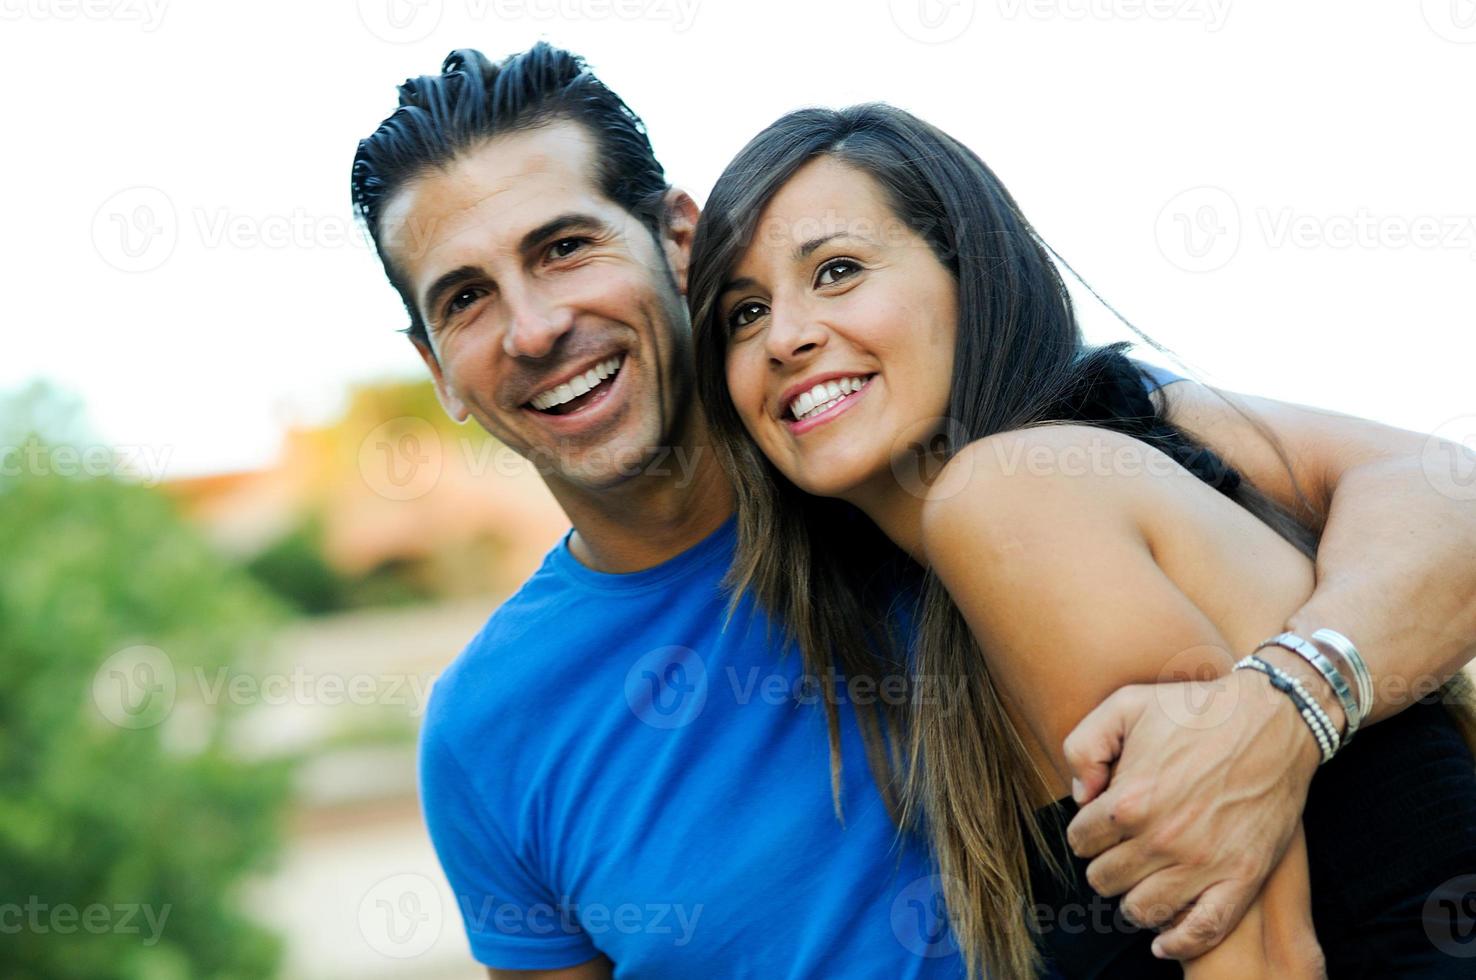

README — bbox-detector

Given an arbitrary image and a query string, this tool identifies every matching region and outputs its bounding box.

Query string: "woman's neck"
[846,476,931,567]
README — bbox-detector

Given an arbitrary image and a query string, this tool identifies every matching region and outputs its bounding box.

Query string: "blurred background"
[3,2,1474,977]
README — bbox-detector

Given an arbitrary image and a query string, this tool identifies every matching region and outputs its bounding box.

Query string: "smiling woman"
[687,102,1476,979]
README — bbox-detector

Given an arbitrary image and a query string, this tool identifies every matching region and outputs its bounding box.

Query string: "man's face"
[379,121,696,494]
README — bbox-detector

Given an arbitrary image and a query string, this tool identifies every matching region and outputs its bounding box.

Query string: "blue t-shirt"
[419,363,1187,976]
[419,518,965,977]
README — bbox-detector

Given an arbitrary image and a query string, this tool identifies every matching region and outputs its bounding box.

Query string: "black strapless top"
[1025,698,1476,978]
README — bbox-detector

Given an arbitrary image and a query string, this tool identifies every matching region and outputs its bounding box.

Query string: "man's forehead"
[380,122,607,266]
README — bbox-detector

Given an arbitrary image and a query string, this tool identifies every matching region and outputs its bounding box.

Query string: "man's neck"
[552,418,737,575]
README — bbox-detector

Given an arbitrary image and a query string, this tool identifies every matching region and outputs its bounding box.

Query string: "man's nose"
[502,290,575,359]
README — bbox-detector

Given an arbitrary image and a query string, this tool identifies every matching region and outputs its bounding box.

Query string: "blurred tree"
[1,385,293,979]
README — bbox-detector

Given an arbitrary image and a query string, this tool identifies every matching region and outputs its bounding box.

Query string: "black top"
[1025,697,1476,978]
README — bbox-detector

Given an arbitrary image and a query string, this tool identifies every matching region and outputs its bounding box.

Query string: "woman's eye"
[816,259,861,287]
[547,237,587,260]
[447,286,486,316]
[727,301,768,332]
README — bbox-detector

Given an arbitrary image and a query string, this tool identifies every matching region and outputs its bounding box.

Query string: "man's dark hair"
[351,42,670,345]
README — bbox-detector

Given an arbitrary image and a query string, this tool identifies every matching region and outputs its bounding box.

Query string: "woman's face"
[721,157,958,501]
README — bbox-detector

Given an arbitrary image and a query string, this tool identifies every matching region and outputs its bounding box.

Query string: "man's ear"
[659,189,700,297]
[410,335,471,423]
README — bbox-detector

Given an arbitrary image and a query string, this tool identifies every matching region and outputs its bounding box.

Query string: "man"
[351,43,1476,977]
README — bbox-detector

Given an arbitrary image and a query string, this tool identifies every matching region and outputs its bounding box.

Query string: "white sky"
[4,0,1474,477]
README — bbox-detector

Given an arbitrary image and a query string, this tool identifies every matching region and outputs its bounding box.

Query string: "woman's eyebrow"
[793,232,879,261]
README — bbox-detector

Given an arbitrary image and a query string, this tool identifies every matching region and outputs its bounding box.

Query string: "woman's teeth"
[529,355,624,412]
[788,375,872,422]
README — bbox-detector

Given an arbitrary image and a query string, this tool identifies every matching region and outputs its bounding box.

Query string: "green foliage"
[0,455,294,977]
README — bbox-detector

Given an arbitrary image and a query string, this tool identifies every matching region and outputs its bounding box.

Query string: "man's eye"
[816,259,861,287]
[447,286,486,316]
[547,237,588,260]
[727,301,768,332]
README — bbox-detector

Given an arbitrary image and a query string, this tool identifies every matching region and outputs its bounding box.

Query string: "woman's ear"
[659,189,700,296]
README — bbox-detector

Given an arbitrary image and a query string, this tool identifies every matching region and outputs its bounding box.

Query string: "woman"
[687,104,1476,978]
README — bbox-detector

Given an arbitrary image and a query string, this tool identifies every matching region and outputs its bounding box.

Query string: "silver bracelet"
[1256,631,1361,744]
[1234,654,1342,764]
[1310,628,1373,730]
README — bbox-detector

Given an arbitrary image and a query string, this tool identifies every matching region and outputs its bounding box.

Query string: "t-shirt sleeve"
[418,720,599,969]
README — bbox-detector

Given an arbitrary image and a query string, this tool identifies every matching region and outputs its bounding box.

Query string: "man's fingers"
[1063,685,1144,805]
[1082,840,1176,902]
[1066,774,1154,859]
[1117,865,1204,929]
[1149,880,1253,961]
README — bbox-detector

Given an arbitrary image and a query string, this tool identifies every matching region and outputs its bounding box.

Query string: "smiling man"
[352,44,1476,978]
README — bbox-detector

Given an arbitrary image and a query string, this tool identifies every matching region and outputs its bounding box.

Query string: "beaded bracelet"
[1233,654,1342,765]
[1256,631,1362,745]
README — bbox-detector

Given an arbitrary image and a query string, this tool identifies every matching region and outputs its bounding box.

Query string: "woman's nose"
[764,306,828,364]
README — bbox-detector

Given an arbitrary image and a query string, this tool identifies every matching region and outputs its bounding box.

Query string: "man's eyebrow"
[518,212,607,255]
[420,265,484,324]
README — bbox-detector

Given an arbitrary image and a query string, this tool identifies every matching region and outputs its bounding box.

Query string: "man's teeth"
[789,375,871,422]
[530,356,623,411]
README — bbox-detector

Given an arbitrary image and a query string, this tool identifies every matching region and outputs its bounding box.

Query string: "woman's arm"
[920,424,1322,976]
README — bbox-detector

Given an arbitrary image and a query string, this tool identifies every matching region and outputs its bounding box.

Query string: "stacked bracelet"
[1256,631,1363,745]
[1310,628,1373,730]
[1232,654,1342,765]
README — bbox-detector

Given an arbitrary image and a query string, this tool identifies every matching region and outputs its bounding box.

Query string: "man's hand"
[1062,669,1323,960]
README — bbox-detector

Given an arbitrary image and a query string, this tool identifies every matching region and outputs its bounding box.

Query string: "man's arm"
[1063,380,1476,961]
[1163,382,1476,723]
